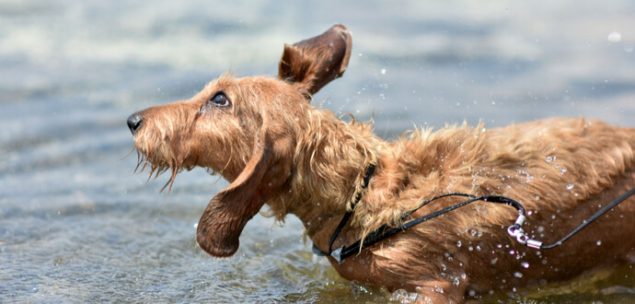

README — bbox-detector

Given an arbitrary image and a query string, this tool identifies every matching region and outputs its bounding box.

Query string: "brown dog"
[127,25,635,302]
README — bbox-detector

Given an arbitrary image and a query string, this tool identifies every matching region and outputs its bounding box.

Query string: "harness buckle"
[330,247,344,264]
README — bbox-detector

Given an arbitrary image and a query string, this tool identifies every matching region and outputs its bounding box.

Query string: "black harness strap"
[312,164,376,257]
[313,166,635,264]
[536,187,635,249]
[321,193,528,263]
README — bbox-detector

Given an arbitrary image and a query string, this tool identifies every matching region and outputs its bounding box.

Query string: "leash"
[313,166,635,263]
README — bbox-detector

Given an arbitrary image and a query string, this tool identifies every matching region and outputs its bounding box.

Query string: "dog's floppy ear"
[196,122,293,257]
[278,24,352,98]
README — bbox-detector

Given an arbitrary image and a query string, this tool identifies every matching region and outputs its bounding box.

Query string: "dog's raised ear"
[195,121,294,257]
[278,24,352,98]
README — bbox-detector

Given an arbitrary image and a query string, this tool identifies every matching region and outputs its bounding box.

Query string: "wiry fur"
[129,25,635,303]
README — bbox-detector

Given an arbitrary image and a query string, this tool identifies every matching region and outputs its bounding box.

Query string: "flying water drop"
[608,32,622,43]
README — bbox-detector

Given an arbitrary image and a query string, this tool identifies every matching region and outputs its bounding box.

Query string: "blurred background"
[1,0,635,302]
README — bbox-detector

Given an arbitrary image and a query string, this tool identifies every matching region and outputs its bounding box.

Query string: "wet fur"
[129,25,635,303]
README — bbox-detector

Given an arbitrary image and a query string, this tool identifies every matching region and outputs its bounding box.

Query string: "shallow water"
[2,1,635,303]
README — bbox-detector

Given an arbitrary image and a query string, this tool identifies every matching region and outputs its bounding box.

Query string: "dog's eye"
[210,92,230,107]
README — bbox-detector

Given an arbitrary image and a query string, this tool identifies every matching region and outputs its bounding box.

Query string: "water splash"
[390,289,418,303]
[608,32,622,43]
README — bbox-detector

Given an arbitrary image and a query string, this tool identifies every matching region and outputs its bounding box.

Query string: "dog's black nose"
[127,113,143,134]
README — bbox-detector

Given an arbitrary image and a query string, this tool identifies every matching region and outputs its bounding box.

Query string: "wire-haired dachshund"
[128,24,635,302]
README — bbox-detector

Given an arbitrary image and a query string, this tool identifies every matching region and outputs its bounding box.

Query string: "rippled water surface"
[2,1,635,303]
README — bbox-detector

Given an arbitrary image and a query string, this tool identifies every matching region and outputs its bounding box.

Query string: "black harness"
[312,164,635,264]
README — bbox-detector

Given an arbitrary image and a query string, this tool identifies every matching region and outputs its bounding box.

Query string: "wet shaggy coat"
[128,25,635,303]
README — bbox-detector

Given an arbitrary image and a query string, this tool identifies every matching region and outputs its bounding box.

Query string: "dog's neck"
[266,108,385,247]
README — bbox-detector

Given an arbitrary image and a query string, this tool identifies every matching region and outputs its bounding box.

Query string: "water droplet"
[560,167,567,175]
[193,222,198,229]
[452,277,460,286]
[608,31,622,43]
[468,289,476,297]
[434,285,445,294]
[517,169,534,183]
[468,246,474,252]
[521,261,530,269]
[490,257,498,265]
[537,226,545,233]
[514,272,524,278]
[566,183,575,190]
[444,252,454,261]
[456,240,462,248]
[468,228,482,238]
[509,249,516,256]
[596,240,602,246]
[380,68,387,75]
[545,155,556,163]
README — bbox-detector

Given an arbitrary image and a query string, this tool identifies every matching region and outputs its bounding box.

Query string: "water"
[2,0,635,302]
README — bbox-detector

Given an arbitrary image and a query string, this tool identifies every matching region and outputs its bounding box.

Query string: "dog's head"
[127,24,352,257]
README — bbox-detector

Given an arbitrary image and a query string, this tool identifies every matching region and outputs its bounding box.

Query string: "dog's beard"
[134,148,182,192]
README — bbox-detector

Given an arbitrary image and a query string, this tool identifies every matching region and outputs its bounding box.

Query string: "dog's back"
[347,117,635,298]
